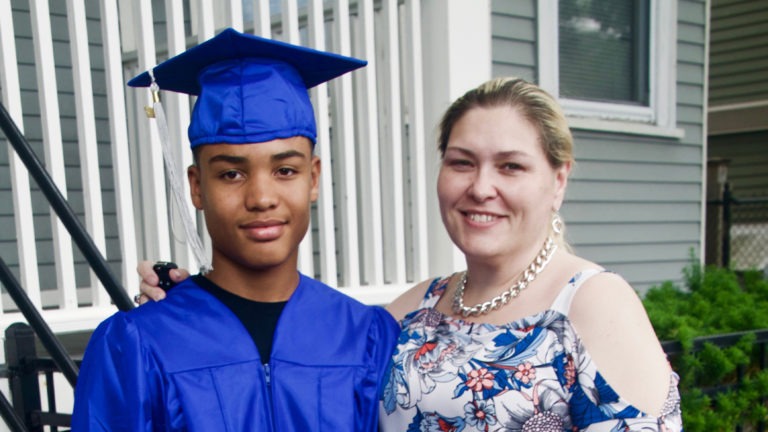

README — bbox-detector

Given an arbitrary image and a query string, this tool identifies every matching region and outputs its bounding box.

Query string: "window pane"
[558,0,649,105]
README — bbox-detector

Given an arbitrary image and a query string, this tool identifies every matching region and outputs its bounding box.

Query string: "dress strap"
[550,269,606,315]
[418,276,450,309]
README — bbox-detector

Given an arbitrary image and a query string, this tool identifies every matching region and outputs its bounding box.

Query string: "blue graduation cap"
[128,27,366,148]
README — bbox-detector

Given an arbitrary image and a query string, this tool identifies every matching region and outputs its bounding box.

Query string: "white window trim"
[537,0,682,137]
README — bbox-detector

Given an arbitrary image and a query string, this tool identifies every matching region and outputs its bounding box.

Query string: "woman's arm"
[568,272,672,417]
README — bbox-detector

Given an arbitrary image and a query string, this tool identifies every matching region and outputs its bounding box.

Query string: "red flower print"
[464,367,495,392]
[514,362,536,384]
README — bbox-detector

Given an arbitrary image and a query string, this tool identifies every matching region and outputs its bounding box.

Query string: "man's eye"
[276,167,297,176]
[220,170,242,180]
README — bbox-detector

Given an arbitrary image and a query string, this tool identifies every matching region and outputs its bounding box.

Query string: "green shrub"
[643,259,768,431]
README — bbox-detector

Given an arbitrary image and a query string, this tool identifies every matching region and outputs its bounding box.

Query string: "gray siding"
[490,0,707,293]
[0,0,123,296]
[491,0,536,82]
[709,0,768,106]
[707,0,768,203]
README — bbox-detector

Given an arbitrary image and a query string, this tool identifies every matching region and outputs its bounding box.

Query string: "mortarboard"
[128,27,366,147]
[128,28,366,273]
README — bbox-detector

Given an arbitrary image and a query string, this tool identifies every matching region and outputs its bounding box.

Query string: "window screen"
[558,0,650,106]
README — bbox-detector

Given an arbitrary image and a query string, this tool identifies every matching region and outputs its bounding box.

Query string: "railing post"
[4,323,43,432]
[722,182,732,267]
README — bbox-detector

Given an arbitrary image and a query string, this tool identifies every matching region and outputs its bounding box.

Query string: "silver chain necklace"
[452,237,558,318]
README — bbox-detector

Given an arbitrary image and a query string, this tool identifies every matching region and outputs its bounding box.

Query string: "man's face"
[188,137,319,273]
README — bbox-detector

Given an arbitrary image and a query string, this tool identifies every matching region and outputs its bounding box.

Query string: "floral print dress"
[379,269,683,431]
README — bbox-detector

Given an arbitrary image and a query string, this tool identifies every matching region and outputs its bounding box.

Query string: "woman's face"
[437,105,570,262]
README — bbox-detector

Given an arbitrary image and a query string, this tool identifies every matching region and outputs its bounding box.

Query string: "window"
[538,0,677,133]
[559,1,649,105]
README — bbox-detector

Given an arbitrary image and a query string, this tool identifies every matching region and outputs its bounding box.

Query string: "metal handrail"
[0,391,26,432]
[0,259,79,386]
[0,101,134,311]
[661,328,768,356]
[0,100,137,429]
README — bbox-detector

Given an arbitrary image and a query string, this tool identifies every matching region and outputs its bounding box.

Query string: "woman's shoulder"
[386,275,452,322]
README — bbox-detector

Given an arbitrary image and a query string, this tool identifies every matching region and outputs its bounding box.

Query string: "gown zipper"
[264,362,276,430]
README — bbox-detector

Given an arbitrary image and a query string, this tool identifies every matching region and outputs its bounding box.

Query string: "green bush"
[643,259,768,431]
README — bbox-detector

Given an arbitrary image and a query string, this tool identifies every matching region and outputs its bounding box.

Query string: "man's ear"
[188,165,203,210]
[309,156,321,202]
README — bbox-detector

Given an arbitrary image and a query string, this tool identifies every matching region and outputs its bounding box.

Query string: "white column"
[420,0,491,276]
[67,0,108,305]
[99,0,138,295]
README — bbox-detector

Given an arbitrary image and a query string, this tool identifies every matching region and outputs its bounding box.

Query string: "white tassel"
[148,71,213,274]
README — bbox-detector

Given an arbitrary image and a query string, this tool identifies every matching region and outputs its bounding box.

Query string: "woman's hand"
[135,261,190,304]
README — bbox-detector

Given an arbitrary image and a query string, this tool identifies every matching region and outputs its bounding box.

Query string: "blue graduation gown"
[72,274,400,431]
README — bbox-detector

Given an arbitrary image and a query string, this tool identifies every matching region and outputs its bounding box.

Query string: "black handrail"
[0,260,79,387]
[0,391,27,432]
[0,101,134,311]
[661,328,768,356]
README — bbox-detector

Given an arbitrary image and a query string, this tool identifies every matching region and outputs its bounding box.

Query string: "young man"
[72,28,399,431]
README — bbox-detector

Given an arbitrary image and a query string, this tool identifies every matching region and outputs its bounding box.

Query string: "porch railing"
[0,1,492,429]
[0,100,133,431]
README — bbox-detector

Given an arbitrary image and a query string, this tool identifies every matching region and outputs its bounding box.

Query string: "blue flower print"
[463,400,497,431]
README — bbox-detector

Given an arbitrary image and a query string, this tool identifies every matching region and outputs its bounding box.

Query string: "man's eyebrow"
[207,154,248,165]
[271,150,308,162]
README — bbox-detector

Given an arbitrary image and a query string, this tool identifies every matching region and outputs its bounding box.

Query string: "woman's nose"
[467,168,498,202]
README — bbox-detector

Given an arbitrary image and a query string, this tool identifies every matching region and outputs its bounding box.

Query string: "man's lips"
[240,220,286,241]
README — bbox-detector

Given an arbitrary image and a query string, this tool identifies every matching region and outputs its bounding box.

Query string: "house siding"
[709,0,768,106]
[707,0,768,200]
[491,0,536,82]
[490,0,707,293]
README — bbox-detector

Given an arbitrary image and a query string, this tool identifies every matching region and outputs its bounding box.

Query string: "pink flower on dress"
[464,367,495,392]
[514,362,536,384]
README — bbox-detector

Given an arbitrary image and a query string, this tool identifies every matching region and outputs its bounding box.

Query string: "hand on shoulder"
[136,261,190,304]
[569,271,671,417]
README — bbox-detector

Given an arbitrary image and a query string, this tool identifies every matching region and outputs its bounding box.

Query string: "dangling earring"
[552,212,563,236]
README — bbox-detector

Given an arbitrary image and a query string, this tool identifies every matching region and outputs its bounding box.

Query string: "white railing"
[0,0,494,325]
[0,0,491,426]
[0,0,492,334]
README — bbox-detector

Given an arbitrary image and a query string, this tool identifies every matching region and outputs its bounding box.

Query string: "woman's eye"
[502,162,523,171]
[446,159,472,168]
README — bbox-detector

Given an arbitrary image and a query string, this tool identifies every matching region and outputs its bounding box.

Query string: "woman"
[379,77,681,430]
[138,77,682,431]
